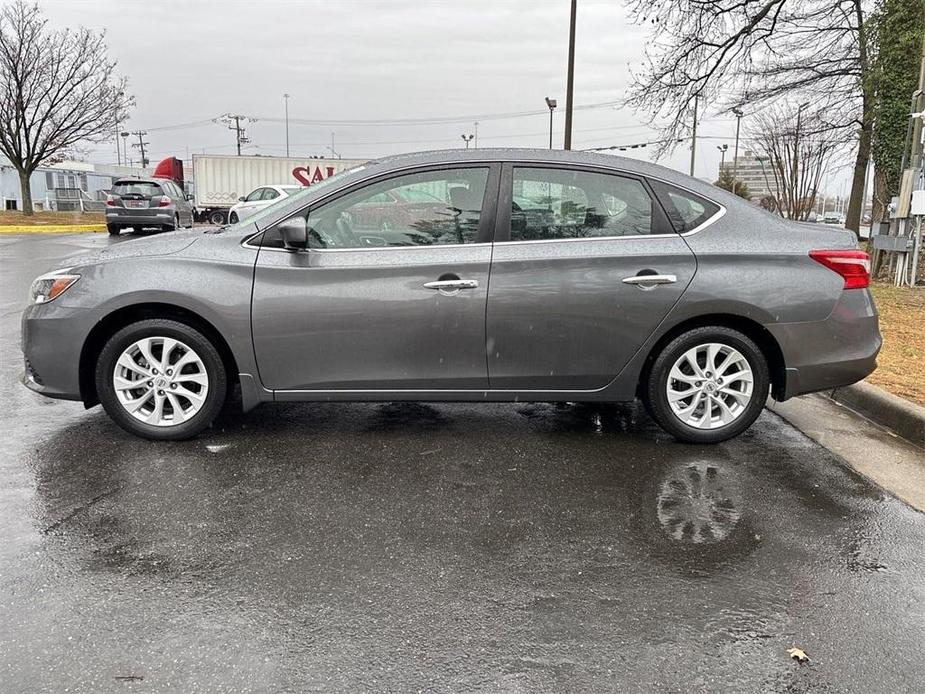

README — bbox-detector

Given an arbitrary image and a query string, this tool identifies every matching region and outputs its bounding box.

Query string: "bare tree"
[748,104,843,220]
[625,0,875,235]
[0,0,133,215]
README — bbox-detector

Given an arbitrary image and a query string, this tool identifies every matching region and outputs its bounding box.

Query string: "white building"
[0,157,148,212]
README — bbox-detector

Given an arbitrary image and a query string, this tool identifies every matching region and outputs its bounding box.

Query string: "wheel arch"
[79,302,240,407]
[637,313,786,400]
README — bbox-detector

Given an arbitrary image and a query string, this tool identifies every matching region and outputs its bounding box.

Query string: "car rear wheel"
[163,214,178,232]
[107,224,121,236]
[95,319,227,440]
[643,326,769,444]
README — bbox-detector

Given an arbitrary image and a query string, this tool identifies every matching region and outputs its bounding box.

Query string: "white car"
[228,185,303,224]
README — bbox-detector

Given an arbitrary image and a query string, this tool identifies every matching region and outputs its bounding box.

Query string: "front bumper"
[21,302,100,402]
[769,288,881,400]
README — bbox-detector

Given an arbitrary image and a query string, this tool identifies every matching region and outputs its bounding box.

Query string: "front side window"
[509,167,665,241]
[268,167,490,249]
[245,188,265,202]
[649,180,720,232]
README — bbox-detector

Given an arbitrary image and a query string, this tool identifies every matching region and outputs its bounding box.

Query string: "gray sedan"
[21,149,880,443]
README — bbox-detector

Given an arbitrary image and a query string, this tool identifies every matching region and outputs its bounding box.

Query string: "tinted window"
[113,181,162,198]
[267,168,489,249]
[649,180,720,232]
[245,188,265,202]
[262,188,281,201]
[510,167,662,241]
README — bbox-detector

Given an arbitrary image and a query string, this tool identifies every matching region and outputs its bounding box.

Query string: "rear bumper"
[105,206,176,226]
[768,289,881,400]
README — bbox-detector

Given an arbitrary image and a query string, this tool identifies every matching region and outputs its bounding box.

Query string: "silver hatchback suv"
[105,177,194,235]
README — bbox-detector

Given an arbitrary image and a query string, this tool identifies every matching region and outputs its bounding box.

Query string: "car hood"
[56,230,203,270]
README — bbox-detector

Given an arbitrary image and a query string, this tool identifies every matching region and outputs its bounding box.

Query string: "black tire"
[208,209,227,225]
[643,326,770,444]
[162,214,179,232]
[95,319,228,441]
[107,224,121,236]
[229,211,239,224]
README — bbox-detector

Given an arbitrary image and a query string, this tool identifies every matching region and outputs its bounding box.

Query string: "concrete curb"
[829,381,925,448]
[0,225,105,234]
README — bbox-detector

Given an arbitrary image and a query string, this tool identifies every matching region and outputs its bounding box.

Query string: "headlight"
[30,271,80,304]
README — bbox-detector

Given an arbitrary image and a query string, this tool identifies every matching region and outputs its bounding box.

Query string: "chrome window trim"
[242,157,728,250]
[250,241,495,255]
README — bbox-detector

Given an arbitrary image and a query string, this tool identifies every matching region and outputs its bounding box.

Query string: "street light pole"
[563,0,577,150]
[792,101,810,219]
[545,97,557,149]
[732,106,744,181]
[461,134,474,149]
[283,93,290,157]
[717,144,728,168]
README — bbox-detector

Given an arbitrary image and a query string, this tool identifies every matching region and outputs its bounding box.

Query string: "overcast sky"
[37,0,854,195]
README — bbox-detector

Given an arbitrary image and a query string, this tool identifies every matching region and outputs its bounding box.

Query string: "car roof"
[361,148,746,208]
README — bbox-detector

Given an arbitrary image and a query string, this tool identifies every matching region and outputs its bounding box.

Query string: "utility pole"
[130,130,149,168]
[474,121,479,148]
[217,114,253,155]
[283,93,290,157]
[563,0,577,150]
[689,95,698,177]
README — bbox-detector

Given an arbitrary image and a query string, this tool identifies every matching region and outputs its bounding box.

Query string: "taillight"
[106,195,116,207]
[809,249,870,289]
[157,195,171,207]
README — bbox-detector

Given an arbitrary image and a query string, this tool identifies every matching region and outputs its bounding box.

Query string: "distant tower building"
[719,150,780,202]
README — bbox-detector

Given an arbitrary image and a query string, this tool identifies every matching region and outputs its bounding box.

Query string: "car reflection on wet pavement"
[1,233,924,693]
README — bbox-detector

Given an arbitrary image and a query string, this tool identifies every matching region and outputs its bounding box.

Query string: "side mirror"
[186,194,194,201]
[238,196,246,202]
[278,217,307,250]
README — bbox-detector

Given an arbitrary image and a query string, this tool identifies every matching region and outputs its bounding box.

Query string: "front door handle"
[423,279,479,291]
[621,274,677,286]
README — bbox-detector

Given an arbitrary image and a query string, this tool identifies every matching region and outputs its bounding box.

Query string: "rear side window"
[649,180,720,233]
[113,181,162,198]
[509,167,670,241]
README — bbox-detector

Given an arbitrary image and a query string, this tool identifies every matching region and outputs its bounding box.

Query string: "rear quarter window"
[649,180,720,233]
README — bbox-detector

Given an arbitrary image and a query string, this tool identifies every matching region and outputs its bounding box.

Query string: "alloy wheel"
[112,336,210,427]
[665,342,754,430]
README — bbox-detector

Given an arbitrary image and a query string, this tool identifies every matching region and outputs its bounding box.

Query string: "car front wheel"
[95,319,227,440]
[643,326,770,444]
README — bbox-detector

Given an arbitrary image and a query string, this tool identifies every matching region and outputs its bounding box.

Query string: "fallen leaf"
[787,647,809,663]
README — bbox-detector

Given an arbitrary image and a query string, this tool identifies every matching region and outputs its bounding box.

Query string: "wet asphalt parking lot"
[1,231,924,693]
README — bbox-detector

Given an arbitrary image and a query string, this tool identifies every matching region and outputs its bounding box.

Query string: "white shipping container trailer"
[192,154,366,224]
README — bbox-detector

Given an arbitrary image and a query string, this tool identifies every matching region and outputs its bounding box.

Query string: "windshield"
[224,165,368,231]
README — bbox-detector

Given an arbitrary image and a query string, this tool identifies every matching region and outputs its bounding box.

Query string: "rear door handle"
[621,274,677,286]
[423,279,479,291]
